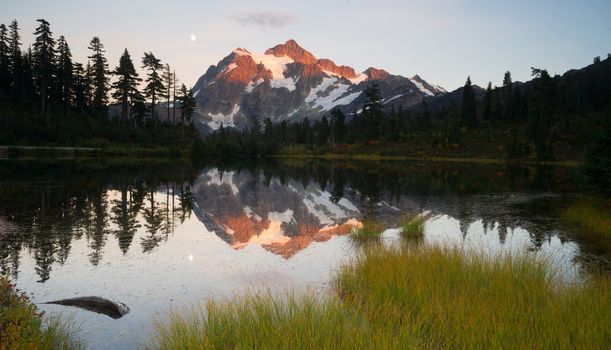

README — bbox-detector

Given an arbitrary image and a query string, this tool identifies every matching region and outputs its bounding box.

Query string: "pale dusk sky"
[3,0,610,91]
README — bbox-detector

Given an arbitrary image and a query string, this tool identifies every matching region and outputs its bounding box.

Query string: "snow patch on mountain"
[205,170,239,195]
[410,78,435,96]
[270,76,298,91]
[305,78,359,111]
[208,104,239,130]
[384,93,406,105]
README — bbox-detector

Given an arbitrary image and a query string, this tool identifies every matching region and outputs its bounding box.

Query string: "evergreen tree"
[172,70,179,124]
[0,24,10,96]
[331,108,346,144]
[162,63,172,123]
[417,99,432,131]
[84,60,94,109]
[482,82,492,121]
[88,37,109,115]
[177,84,195,126]
[502,71,513,120]
[317,115,330,146]
[8,20,23,96]
[111,49,141,124]
[528,68,556,161]
[32,18,56,120]
[142,51,164,128]
[362,83,383,140]
[71,62,88,112]
[55,35,72,112]
[460,76,478,128]
[21,48,35,99]
[582,115,611,195]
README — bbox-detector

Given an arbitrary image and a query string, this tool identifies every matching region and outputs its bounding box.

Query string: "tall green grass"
[349,221,383,244]
[150,244,611,349]
[563,197,611,237]
[400,214,426,241]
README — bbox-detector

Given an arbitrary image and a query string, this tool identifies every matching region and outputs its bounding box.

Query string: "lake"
[0,158,607,349]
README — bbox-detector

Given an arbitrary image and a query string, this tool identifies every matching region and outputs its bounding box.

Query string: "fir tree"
[8,20,23,95]
[55,35,73,112]
[177,84,195,126]
[32,19,56,121]
[0,24,10,95]
[142,51,164,128]
[460,76,478,128]
[111,49,141,124]
[162,63,173,123]
[417,99,432,131]
[331,108,346,144]
[71,62,88,112]
[482,82,492,121]
[88,37,109,115]
[362,83,383,140]
[502,71,513,120]
[318,115,330,145]
[528,68,556,161]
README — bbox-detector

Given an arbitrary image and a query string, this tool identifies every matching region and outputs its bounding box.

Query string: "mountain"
[191,39,447,132]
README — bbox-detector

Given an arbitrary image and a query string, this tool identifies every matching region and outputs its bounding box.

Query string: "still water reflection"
[0,159,606,349]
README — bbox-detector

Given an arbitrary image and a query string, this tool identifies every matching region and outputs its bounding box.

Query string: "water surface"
[0,159,606,349]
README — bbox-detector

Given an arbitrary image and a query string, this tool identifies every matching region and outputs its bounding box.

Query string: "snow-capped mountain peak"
[192,40,447,132]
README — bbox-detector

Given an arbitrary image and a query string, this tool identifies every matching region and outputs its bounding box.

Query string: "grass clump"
[400,214,426,241]
[151,245,611,349]
[563,197,611,237]
[349,221,384,244]
[0,277,83,350]
[150,293,376,350]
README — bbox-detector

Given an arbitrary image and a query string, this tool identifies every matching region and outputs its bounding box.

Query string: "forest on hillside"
[0,19,198,148]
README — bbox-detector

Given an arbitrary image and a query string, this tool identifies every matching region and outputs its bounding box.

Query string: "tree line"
[0,18,197,147]
[196,55,611,163]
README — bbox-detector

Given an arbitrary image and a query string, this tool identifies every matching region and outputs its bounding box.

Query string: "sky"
[2,0,610,91]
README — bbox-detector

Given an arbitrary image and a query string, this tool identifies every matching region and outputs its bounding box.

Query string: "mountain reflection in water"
[1,159,608,350]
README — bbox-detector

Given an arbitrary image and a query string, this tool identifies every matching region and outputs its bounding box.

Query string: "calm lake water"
[0,159,608,349]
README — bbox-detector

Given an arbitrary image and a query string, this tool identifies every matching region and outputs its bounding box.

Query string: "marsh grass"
[150,245,611,349]
[400,214,426,241]
[349,221,384,245]
[563,197,611,238]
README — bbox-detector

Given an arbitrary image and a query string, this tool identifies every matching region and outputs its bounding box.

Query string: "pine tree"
[84,60,94,109]
[331,108,346,144]
[528,68,556,161]
[32,19,56,121]
[88,37,109,115]
[460,77,478,128]
[71,62,88,112]
[55,35,73,112]
[7,20,23,96]
[482,82,492,121]
[318,115,330,145]
[162,63,172,123]
[142,52,164,128]
[172,70,179,124]
[177,84,195,126]
[363,83,383,140]
[417,99,432,131]
[111,49,141,124]
[0,24,10,96]
[502,71,513,120]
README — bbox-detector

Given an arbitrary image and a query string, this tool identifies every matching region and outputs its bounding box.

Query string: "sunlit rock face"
[190,169,361,258]
[191,39,447,133]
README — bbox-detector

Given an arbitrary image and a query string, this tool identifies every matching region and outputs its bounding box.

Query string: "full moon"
[190,34,197,41]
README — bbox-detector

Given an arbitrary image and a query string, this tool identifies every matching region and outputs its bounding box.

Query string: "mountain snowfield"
[192,39,447,133]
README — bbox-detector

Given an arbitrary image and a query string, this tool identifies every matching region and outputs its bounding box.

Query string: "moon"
[190,34,197,41]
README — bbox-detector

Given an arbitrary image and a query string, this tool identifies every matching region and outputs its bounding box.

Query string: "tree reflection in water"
[0,158,606,283]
